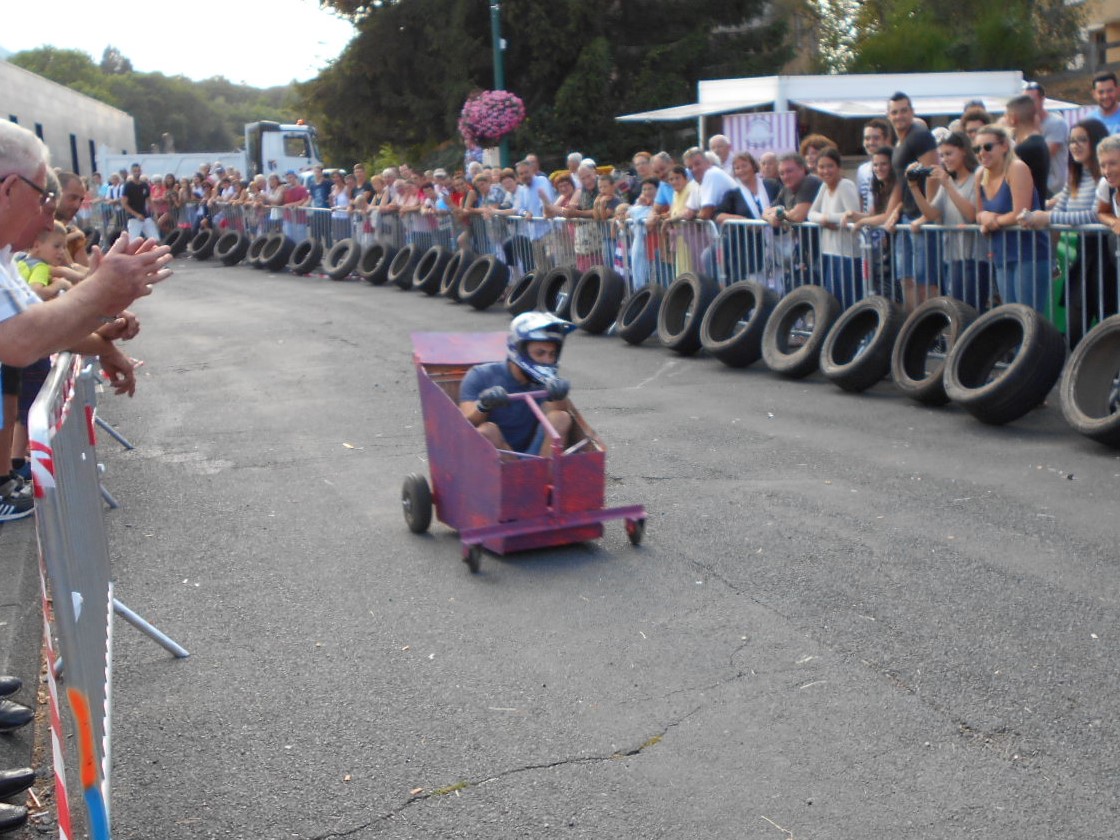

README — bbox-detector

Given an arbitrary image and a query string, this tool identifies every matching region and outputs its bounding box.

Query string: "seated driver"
[459,313,577,458]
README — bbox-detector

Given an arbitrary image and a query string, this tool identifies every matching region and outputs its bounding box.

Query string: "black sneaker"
[0,482,32,522]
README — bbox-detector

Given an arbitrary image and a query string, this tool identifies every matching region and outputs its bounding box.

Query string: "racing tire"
[617,285,665,346]
[943,303,1067,425]
[413,246,451,295]
[246,235,269,269]
[387,243,422,290]
[323,238,361,280]
[187,229,218,261]
[163,228,189,257]
[358,242,396,286]
[460,255,510,311]
[699,281,778,368]
[571,266,627,335]
[440,249,475,301]
[289,238,324,275]
[401,473,433,534]
[1060,315,1120,447]
[820,296,905,392]
[657,272,721,356]
[761,285,842,379]
[215,231,250,266]
[505,271,543,315]
[537,266,580,319]
[261,233,295,273]
[890,296,979,406]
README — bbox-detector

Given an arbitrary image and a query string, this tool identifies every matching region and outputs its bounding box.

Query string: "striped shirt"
[1049,170,1100,227]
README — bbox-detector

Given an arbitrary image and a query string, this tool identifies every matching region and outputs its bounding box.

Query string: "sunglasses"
[972,142,998,154]
[7,173,56,207]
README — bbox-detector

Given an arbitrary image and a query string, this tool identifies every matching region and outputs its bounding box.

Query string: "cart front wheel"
[626,518,645,546]
[402,474,433,534]
[463,545,482,574]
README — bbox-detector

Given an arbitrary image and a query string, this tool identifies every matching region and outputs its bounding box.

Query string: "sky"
[5,0,356,88]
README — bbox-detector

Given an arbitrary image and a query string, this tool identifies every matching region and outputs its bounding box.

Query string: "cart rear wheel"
[402,473,432,534]
[626,518,645,546]
[464,545,482,573]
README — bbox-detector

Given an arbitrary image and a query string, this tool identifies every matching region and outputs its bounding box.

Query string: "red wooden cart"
[403,331,646,572]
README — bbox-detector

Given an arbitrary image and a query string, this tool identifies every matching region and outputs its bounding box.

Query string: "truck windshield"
[283,134,311,161]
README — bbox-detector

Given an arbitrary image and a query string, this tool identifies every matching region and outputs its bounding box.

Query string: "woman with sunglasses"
[974,125,1051,313]
[905,131,988,309]
[1020,118,1111,345]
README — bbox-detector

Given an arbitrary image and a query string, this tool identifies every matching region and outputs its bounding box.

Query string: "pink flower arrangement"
[458,90,526,149]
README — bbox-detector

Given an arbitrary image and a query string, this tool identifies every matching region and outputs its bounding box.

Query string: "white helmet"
[507,312,576,383]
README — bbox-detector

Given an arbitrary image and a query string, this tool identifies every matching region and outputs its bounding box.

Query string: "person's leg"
[538,410,572,458]
[142,217,160,240]
[894,226,917,311]
[126,216,142,239]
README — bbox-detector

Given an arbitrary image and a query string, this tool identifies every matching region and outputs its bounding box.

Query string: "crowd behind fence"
[77,199,1120,348]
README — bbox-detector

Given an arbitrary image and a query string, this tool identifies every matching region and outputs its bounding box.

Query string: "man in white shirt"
[682,147,736,221]
[708,135,734,176]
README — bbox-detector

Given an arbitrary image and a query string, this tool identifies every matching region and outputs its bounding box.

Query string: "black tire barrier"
[1060,314,1120,447]
[943,303,1067,425]
[261,232,295,272]
[699,281,778,368]
[761,285,842,379]
[388,243,422,290]
[358,242,396,285]
[215,231,250,267]
[440,249,475,301]
[890,296,979,406]
[571,266,627,335]
[163,228,189,257]
[187,229,218,261]
[504,271,543,315]
[289,238,325,275]
[83,227,101,250]
[459,255,510,311]
[247,235,269,269]
[820,295,905,393]
[537,266,580,319]
[323,238,360,280]
[657,272,721,356]
[413,246,452,295]
[617,285,665,346]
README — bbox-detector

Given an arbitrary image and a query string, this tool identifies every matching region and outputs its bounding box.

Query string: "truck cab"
[244,121,322,178]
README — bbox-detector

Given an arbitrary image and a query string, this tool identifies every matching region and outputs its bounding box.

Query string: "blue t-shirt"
[459,361,543,453]
[308,180,332,209]
[1091,107,1120,136]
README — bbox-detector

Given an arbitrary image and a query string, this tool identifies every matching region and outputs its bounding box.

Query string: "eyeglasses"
[972,142,998,154]
[6,173,56,207]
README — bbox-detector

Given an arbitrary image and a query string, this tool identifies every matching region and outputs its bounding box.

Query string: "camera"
[906,166,935,182]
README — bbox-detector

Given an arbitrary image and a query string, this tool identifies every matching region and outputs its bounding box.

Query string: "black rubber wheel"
[162,228,187,256]
[820,296,905,392]
[617,286,665,346]
[388,243,422,290]
[537,266,580,319]
[358,242,396,286]
[571,266,627,334]
[1060,314,1120,446]
[261,233,295,272]
[657,272,721,356]
[246,235,269,269]
[440,250,475,301]
[890,296,979,406]
[402,473,433,534]
[460,255,511,311]
[464,546,482,574]
[215,231,250,266]
[187,229,218,261]
[944,303,1067,425]
[761,285,843,379]
[626,518,645,546]
[505,271,543,315]
[324,238,361,280]
[289,238,324,275]
[84,227,101,250]
[413,246,451,295]
[700,281,778,368]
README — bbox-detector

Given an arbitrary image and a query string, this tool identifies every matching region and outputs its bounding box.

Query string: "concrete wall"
[0,61,135,177]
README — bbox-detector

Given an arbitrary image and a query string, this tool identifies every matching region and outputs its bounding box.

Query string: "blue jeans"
[821,254,862,311]
[996,259,1051,314]
[943,260,992,311]
[894,219,929,285]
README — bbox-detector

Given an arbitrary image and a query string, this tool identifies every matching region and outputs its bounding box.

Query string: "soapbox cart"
[402,332,646,572]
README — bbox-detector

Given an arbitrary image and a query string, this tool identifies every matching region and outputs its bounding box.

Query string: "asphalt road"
[60,257,1120,839]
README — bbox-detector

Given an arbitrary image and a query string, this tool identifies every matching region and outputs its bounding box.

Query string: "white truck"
[98,120,323,180]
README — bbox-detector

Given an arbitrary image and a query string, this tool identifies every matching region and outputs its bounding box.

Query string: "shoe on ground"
[0,768,34,799]
[0,481,32,523]
[0,677,19,699]
[0,700,32,733]
[0,802,27,834]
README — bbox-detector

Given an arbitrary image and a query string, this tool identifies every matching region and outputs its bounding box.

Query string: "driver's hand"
[476,386,509,413]
[545,378,570,402]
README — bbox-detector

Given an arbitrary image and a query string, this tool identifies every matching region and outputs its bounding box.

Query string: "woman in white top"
[906,131,989,309]
[808,147,861,308]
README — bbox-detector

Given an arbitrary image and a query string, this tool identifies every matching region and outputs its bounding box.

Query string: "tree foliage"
[302,0,791,165]
[10,46,302,154]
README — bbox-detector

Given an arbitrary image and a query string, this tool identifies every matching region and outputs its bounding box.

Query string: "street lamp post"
[490,0,509,167]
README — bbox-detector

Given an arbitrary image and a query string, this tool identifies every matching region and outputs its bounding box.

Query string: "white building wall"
[0,60,135,176]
